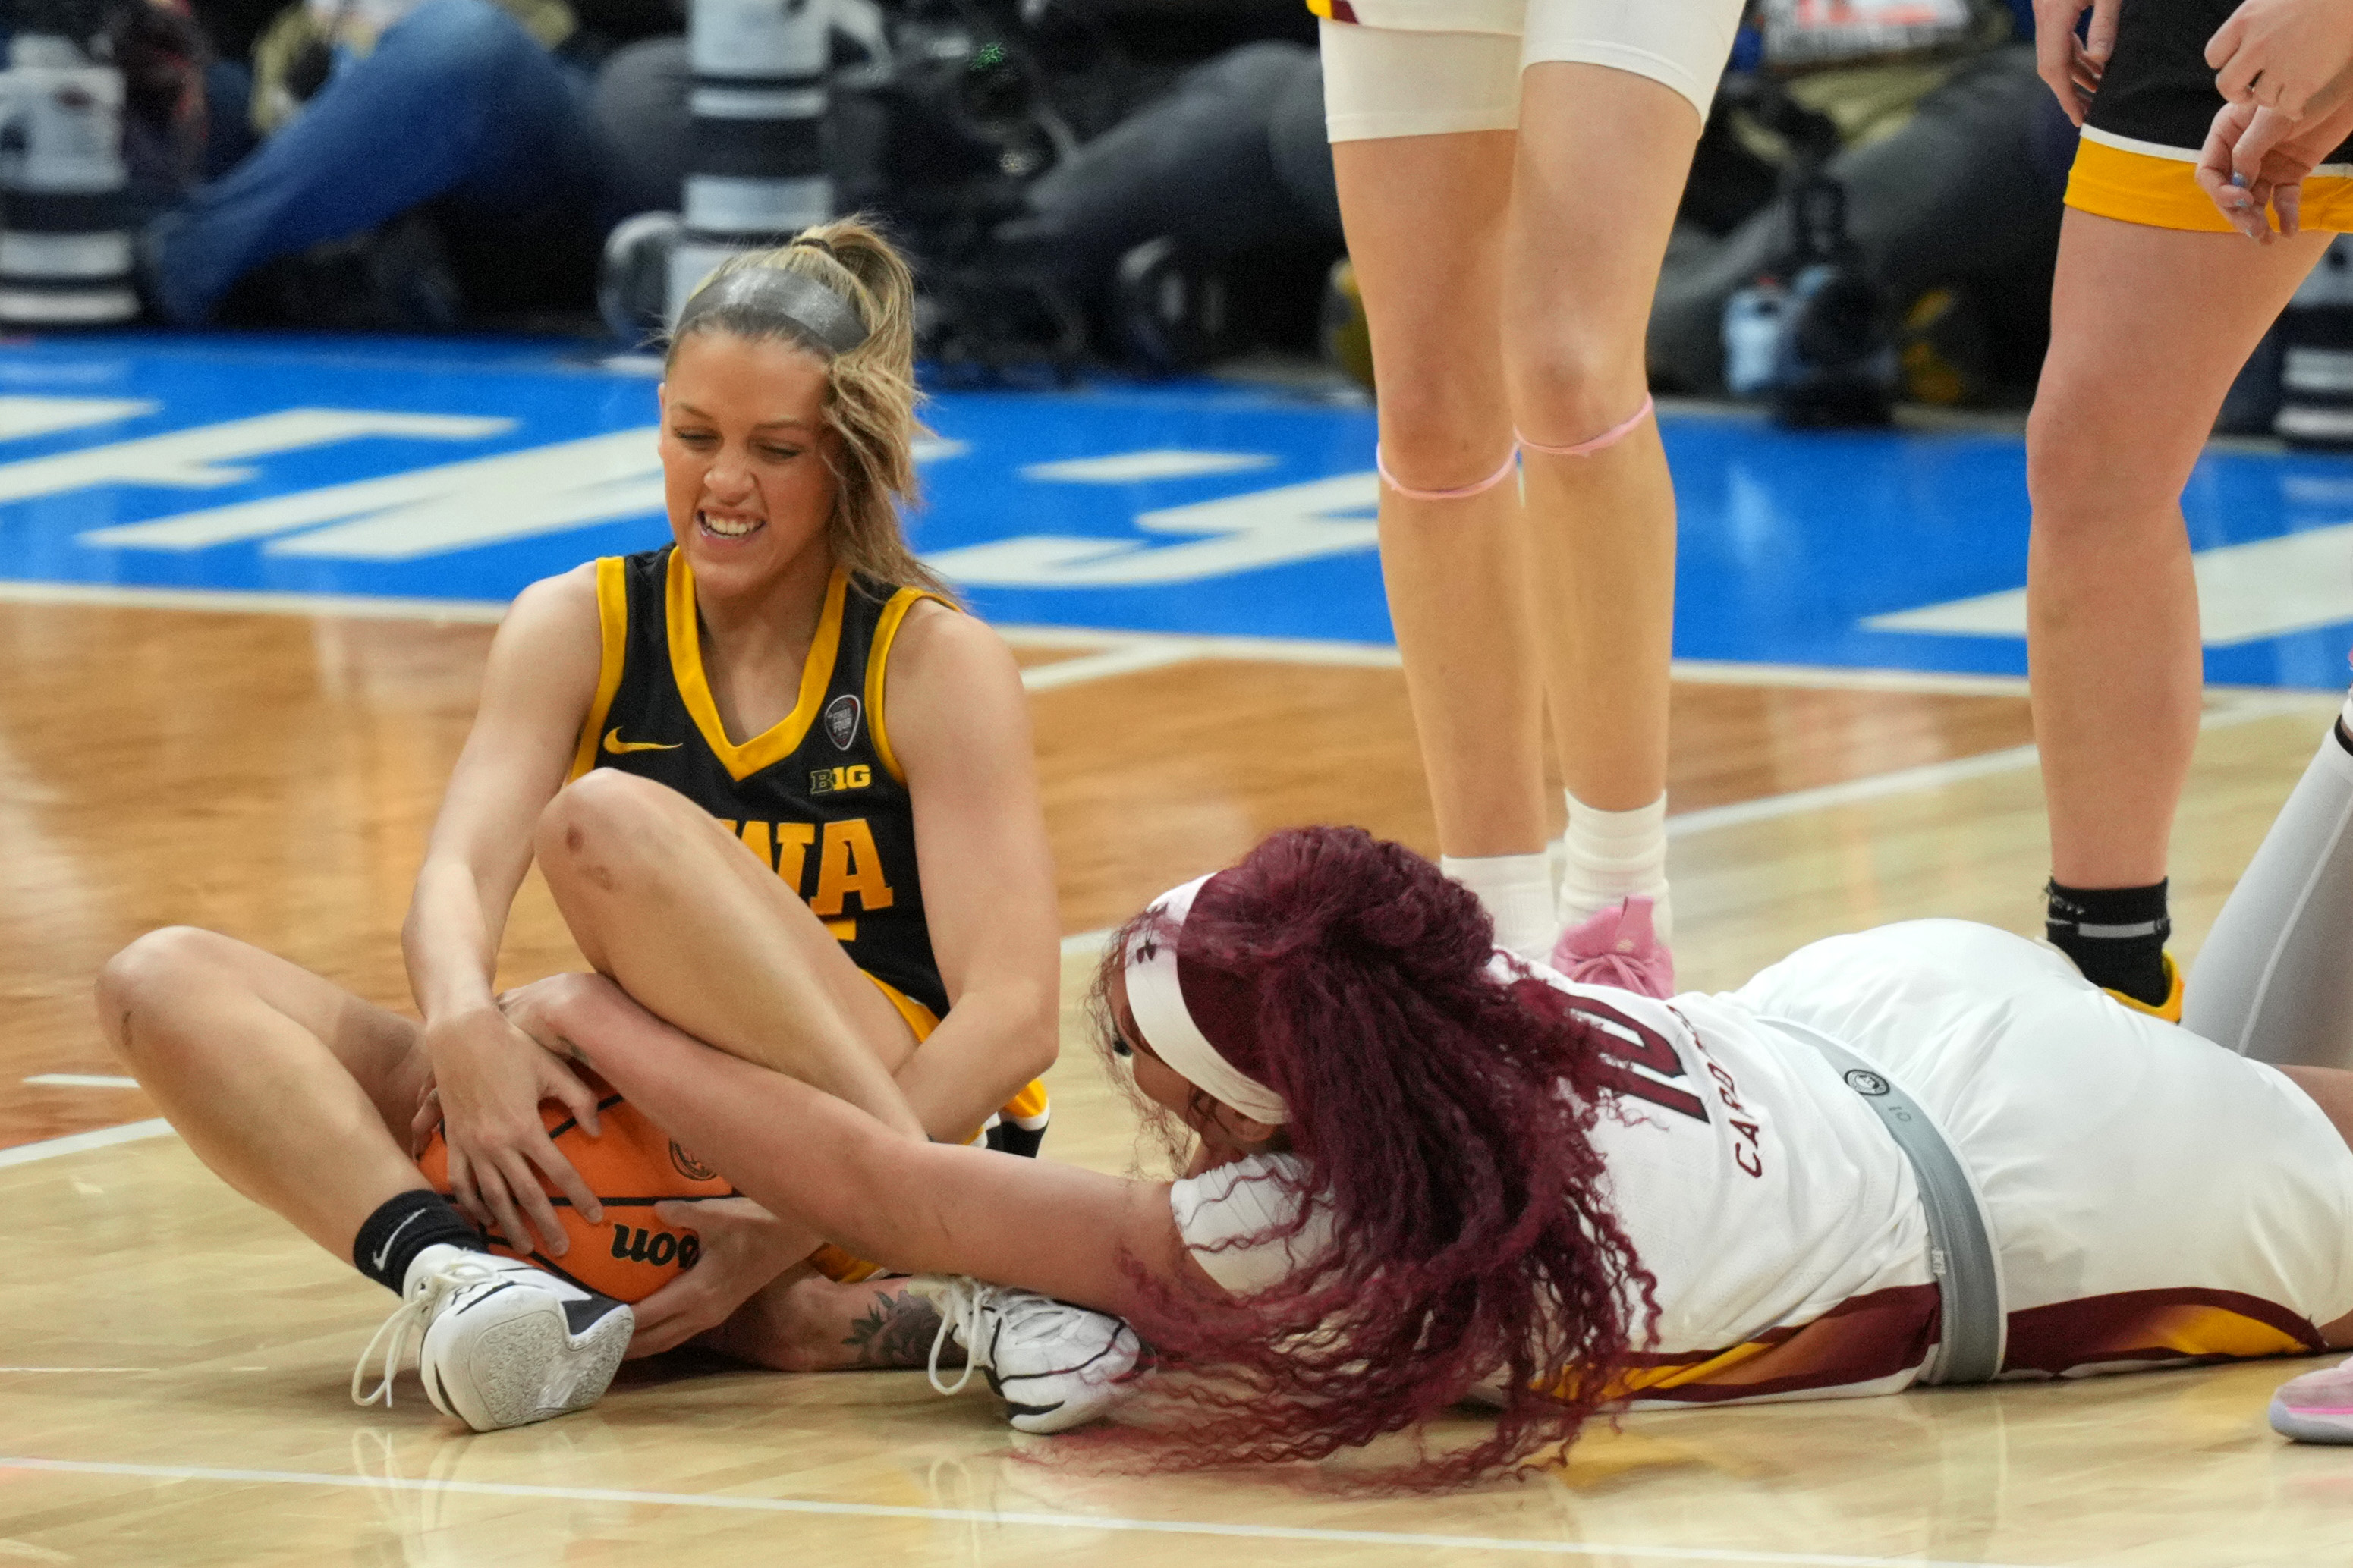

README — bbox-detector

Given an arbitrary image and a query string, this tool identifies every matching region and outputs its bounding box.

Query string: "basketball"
[416,1075,735,1302]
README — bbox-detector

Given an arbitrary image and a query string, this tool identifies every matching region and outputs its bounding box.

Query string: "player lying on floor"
[501,692,2353,1478]
[93,217,1120,1434]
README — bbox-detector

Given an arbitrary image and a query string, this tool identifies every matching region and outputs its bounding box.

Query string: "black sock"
[353,1189,486,1296]
[2046,878,2172,1006]
[2335,716,2353,756]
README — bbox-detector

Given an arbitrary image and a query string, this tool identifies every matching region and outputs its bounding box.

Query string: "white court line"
[0,578,2328,704]
[23,1074,138,1089]
[0,1120,173,1170]
[0,1456,2040,1568]
[0,1368,156,1375]
[1002,625,1401,668]
[0,579,508,623]
[1020,644,1198,691]
[1049,696,2328,936]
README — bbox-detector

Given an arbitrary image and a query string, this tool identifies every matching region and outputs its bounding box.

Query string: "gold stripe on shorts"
[2067,130,2353,234]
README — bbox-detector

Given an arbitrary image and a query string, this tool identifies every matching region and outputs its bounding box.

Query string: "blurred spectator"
[985,42,1337,305]
[146,0,636,326]
[1650,0,2076,401]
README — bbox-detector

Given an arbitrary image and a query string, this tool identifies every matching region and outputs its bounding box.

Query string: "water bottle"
[1723,280,1787,399]
[0,0,137,328]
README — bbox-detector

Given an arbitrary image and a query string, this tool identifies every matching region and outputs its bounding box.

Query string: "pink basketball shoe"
[2271,1356,2353,1443]
[1549,896,1676,998]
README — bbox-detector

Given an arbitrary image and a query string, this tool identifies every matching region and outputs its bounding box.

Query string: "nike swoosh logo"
[371,1208,425,1271]
[604,727,682,754]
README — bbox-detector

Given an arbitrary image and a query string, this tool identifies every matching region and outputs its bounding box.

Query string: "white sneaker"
[907,1275,1140,1434]
[351,1247,633,1431]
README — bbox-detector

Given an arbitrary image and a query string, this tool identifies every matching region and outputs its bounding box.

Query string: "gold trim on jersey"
[864,587,953,786]
[666,551,851,782]
[2068,128,2353,234]
[866,970,941,1043]
[568,556,632,782]
[864,970,1050,1136]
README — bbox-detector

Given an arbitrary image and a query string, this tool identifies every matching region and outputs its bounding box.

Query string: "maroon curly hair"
[1091,825,1659,1485]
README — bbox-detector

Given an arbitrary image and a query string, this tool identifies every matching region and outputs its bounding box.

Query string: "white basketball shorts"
[1320,1,1748,141]
[1733,919,2353,1375]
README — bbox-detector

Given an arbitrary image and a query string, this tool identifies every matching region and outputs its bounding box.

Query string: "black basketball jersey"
[570,545,953,1021]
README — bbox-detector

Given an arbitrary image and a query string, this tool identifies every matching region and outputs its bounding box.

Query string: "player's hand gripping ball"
[417,1075,736,1302]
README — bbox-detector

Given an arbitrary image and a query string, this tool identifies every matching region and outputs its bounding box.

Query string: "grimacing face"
[656,330,840,595]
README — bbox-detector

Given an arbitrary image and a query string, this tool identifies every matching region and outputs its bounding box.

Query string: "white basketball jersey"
[1174,925,2353,1404]
[1172,959,1940,1406]
[1540,969,1939,1404]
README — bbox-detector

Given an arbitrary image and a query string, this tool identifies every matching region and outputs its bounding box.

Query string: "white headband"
[1122,873,1291,1124]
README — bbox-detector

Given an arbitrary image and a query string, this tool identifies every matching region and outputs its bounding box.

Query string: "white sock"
[1559,793,1672,941]
[1441,852,1556,960]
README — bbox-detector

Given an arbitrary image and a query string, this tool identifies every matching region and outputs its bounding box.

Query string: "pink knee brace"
[1516,394,1655,458]
[1375,443,1518,503]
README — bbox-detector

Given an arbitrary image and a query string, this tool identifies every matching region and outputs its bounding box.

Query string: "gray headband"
[675,263,870,357]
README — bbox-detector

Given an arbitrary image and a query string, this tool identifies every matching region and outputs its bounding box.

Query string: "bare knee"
[2024,394,2111,522]
[96,926,232,1063]
[536,769,688,898]
[1508,327,1644,447]
[1374,372,1514,488]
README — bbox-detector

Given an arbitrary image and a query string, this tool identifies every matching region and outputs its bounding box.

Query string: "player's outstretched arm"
[507,971,1198,1318]
[881,605,1061,1142]
[403,566,610,1256]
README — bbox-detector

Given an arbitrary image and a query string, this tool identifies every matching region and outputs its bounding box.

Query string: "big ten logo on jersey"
[810,764,870,796]
[719,815,895,938]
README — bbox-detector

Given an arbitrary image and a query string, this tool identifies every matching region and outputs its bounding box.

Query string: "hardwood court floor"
[0,598,2346,1566]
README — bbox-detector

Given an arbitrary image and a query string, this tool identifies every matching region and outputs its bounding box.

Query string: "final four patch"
[824,693,862,750]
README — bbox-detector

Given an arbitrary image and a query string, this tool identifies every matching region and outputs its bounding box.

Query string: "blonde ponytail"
[665,216,953,599]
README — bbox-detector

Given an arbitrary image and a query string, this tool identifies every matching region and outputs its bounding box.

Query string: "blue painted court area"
[7,332,2353,688]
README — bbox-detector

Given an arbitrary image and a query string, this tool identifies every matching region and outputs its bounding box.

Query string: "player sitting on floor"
[497,690,2353,1478]
[94,217,1125,1433]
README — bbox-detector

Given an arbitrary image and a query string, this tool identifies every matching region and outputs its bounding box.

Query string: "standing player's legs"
[1499,1,1741,954]
[2156,694,2353,1441]
[1326,25,1551,959]
[1505,42,1722,947]
[2027,211,2328,1008]
[2185,695,2353,1067]
[93,929,632,1429]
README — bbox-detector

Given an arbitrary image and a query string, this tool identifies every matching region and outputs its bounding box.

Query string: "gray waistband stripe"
[1763,1017,2005,1385]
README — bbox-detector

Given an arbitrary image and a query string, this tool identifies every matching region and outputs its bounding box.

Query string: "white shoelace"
[925,1277,991,1395]
[350,1255,502,1409]
[924,1278,1106,1396]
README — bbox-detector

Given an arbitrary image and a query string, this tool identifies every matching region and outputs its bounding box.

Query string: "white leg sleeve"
[2183,731,2353,1067]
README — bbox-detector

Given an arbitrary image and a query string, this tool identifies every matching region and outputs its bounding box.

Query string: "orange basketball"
[417,1075,735,1302]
